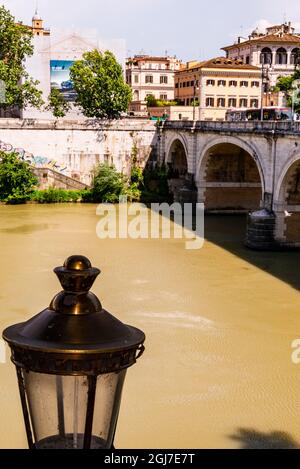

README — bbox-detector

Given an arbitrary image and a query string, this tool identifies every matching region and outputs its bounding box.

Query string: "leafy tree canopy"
[273,75,295,93]
[0,151,38,203]
[273,50,300,112]
[0,5,43,110]
[70,50,132,119]
[46,88,71,118]
[145,94,157,107]
[91,163,128,202]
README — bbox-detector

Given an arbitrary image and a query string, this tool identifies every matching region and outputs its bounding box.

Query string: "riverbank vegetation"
[0,150,171,205]
[0,152,38,204]
[31,188,84,203]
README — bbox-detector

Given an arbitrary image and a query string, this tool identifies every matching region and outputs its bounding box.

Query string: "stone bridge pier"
[158,121,300,250]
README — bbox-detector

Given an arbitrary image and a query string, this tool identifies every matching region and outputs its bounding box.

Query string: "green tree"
[127,144,144,201]
[46,88,71,118]
[145,94,157,107]
[91,163,127,202]
[0,151,38,203]
[273,51,300,112]
[274,75,295,93]
[69,50,132,119]
[0,6,43,111]
[274,75,300,112]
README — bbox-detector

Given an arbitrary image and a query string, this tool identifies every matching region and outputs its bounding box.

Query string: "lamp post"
[260,64,265,121]
[260,64,269,121]
[2,255,145,449]
[193,75,199,121]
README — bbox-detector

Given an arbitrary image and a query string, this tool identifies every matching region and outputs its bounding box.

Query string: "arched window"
[291,48,300,65]
[260,48,272,65]
[133,90,139,101]
[276,48,287,65]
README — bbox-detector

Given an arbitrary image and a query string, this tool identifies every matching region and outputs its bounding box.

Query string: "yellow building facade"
[175,57,262,121]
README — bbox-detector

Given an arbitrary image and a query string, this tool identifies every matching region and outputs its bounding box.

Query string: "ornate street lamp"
[2,255,145,449]
[260,64,270,121]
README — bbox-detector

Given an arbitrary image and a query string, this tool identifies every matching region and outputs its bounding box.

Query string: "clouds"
[1,0,300,61]
[231,17,300,45]
[252,19,272,34]
[248,18,300,35]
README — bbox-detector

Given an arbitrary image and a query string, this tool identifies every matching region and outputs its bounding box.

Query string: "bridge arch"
[167,138,188,176]
[165,136,191,201]
[165,134,189,167]
[275,153,300,203]
[196,136,265,211]
[274,155,300,243]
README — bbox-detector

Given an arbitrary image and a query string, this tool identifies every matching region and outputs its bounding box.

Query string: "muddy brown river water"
[0,204,300,449]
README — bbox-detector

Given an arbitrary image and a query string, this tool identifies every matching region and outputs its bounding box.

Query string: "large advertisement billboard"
[50,60,76,101]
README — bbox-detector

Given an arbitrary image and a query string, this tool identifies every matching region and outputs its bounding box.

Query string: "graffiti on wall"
[0,140,68,173]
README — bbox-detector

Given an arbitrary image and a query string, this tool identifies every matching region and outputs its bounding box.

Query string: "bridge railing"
[162,120,300,133]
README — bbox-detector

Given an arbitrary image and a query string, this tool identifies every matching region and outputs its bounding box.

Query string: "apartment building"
[175,57,262,120]
[222,22,300,87]
[126,55,182,111]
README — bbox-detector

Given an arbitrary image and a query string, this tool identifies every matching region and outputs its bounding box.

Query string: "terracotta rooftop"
[178,61,205,71]
[178,57,260,72]
[127,55,179,62]
[222,33,300,50]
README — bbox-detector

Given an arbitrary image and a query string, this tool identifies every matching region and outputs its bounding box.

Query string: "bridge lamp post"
[260,64,269,121]
[193,75,200,121]
[3,255,145,449]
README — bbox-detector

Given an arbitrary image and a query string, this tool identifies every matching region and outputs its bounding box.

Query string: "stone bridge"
[158,120,300,249]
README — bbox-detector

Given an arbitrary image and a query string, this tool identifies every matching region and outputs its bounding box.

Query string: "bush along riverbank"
[0,150,172,205]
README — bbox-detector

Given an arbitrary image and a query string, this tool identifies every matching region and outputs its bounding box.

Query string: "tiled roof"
[178,61,206,71]
[222,33,300,50]
[177,57,260,72]
[128,56,179,62]
[201,57,260,69]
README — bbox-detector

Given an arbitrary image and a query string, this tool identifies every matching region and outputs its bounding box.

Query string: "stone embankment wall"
[0,118,158,186]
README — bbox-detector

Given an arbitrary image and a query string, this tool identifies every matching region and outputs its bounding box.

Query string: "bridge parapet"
[162,120,300,135]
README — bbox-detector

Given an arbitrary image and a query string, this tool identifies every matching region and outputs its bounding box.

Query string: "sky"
[3,0,300,61]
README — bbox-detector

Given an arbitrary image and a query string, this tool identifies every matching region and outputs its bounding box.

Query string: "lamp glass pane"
[92,370,127,447]
[23,369,127,449]
[24,372,88,448]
